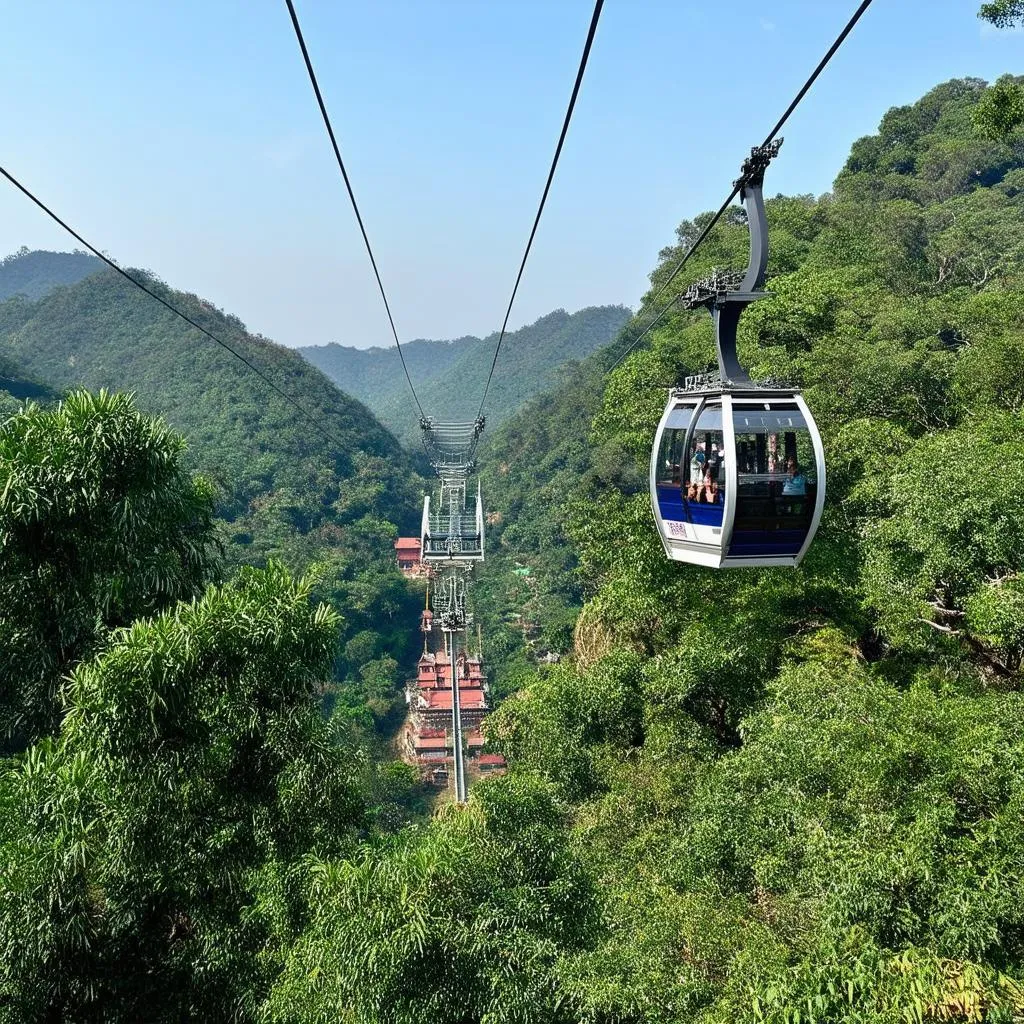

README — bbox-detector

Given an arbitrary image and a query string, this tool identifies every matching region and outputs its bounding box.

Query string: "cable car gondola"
[650,142,826,568]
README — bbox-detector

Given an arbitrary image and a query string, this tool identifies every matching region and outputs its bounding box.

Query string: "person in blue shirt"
[782,456,807,496]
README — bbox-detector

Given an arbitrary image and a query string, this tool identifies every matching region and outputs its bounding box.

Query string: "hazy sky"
[1,1,1019,349]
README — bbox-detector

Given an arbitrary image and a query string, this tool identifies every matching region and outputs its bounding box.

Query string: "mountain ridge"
[0,262,424,551]
[0,247,102,301]
[300,304,631,442]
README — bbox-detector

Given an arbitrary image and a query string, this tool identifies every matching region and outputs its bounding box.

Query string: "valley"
[299,303,631,442]
[1,5,1024,1014]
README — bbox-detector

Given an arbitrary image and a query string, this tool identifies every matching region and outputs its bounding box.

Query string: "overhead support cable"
[605,0,873,377]
[476,0,605,419]
[284,0,425,420]
[0,165,358,453]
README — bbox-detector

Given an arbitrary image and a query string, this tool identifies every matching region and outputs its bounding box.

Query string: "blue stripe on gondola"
[656,486,724,528]
[727,530,808,557]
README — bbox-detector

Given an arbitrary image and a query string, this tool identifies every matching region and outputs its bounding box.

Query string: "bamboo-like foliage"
[0,565,366,1021]
[0,389,218,746]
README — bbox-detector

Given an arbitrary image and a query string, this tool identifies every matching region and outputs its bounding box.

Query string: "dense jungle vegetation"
[0,265,427,745]
[478,71,1024,1021]
[3,50,1024,1024]
[300,304,630,444]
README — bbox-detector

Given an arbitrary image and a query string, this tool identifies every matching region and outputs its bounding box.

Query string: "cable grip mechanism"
[682,140,783,385]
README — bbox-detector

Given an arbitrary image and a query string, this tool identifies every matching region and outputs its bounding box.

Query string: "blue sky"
[1,1,1019,349]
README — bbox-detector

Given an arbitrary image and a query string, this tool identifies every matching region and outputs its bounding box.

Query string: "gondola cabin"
[651,385,825,568]
[647,140,827,569]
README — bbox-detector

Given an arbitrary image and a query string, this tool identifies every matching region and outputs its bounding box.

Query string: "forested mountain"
[300,304,631,442]
[472,73,1024,1020]
[479,72,1024,679]
[299,334,478,409]
[0,265,427,735]
[0,266,420,530]
[5,53,1024,1023]
[0,247,101,301]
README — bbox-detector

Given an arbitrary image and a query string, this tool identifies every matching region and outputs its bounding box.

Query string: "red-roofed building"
[405,724,453,759]
[405,635,502,785]
[478,753,507,774]
[394,538,424,577]
[414,735,450,753]
[426,690,453,710]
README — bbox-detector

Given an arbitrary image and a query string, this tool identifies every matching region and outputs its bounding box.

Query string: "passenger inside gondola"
[706,442,722,480]
[699,469,719,504]
[689,442,706,484]
[782,457,807,495]
[728,405,817,557]
[653,402,727,533]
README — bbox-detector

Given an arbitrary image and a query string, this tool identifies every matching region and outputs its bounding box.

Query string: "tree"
[926,183,1024,288]
[0,390,217,746]
[265,773,600,1024]
[973,76,1024,141]
[0,565,366,1021]
[978,0,1024,28]
[860,414,1024,673]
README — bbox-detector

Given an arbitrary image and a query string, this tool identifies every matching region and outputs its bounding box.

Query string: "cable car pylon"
[419,416,487,803]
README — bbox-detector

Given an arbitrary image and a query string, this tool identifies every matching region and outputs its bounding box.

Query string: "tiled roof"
[414,736,449,750]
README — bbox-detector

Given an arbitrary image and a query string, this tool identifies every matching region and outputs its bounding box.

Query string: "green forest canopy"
[3,66,1024,1023]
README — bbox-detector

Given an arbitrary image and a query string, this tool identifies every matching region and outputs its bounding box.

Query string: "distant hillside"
[0,248,102,301]
[300,305,631,443]
[0,265,424,562]
[300,335,479,407]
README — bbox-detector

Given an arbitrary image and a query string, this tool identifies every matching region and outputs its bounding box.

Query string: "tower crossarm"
[420,417,486,475]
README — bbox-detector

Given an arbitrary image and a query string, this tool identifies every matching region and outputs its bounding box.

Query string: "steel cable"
[476,0,605,418]
[284,0,426,419]
[604,0,873,377]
